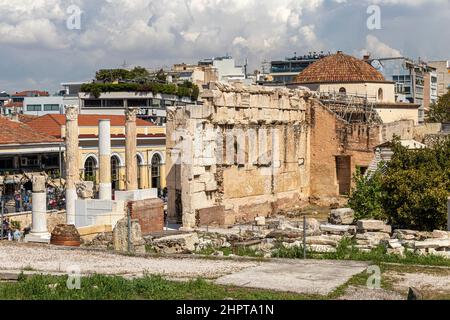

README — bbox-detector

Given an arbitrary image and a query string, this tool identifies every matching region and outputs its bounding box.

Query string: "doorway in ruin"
[335,155,351,195]
[175,189,183,224]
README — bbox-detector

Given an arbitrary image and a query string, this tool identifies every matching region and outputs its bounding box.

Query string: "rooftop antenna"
[244,58,249,79]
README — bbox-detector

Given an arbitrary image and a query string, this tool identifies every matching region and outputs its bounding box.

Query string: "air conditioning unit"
[20,158,27,166]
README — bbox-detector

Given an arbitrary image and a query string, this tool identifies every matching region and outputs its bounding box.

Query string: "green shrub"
[80,82,199,100]
[348,169,386,221]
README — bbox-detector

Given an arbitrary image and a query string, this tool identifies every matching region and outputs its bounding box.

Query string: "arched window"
[151,154,162,190]
[378,88,383,101]
[84,157,97,182]
[111,156,120,191]
[339,87,347,95]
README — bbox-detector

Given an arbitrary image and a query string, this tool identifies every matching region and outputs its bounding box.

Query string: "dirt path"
[0,243,368,295]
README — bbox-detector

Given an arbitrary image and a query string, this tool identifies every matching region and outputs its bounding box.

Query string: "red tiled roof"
[13,90,49,97]
[27,114,156,139]
[2,102,23,108]
[294,52,389,84]
[18,114,39,123]
[0,116,61,145]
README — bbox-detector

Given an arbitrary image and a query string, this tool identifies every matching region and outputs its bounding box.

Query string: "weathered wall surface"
[310,104,381,201]
[166,83,311,228]
[129,198,164,235]
[413,123,442,142]
[381,120,415,142]
[6,211,66,233]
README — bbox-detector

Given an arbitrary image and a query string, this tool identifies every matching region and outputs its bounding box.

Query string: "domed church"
[290,51,420,124]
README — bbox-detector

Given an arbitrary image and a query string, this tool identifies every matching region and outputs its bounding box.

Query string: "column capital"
[32,175,46,193]
[125,107,139,122]
[65,105,79,121]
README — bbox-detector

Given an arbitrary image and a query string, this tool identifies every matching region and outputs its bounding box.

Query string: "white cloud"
[0,0,447,92]
[0,19,68,49]
[362,35,402,58]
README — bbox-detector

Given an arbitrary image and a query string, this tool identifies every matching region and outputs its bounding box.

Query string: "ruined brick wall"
[129,198,164,234]
[166,82,311,228]
[381,120,415,142]
[310,103,382,201]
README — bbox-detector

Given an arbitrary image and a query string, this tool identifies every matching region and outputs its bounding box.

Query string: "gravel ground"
[0,243,259,279]
[386,271,450,293]
[338,286,405,300]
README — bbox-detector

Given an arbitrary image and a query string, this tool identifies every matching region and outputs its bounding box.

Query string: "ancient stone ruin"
[166,82,434,230]
[166,82,312,229]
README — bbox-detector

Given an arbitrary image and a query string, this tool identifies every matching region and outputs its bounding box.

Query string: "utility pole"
[1,199,4,240]
[127,202,132,253]
[303,216,307,260]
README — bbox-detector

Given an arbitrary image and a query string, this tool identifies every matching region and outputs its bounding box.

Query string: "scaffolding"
[318,92,383,125]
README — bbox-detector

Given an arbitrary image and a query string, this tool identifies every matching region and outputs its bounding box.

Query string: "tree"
[156,69,167,83]
[95,69,131,82]
[129,67,150,82]
[95,66,150,83]
[348,137,450,231]
[427,89,450,123]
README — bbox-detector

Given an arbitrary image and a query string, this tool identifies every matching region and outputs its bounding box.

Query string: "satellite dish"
[371,60,383,72]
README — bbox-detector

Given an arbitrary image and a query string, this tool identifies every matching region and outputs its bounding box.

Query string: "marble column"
[65,105,79,225]
[98,119,112,200]
[125,107,138,191]
[25,175,50,243]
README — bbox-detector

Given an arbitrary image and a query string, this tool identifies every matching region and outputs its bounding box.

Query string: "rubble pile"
[81,207,450,259]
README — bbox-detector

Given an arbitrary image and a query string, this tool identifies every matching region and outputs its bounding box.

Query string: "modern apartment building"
[367,57,436,123]
[198,56,246,82]
[428,60,450,97]
[269,51,329,84]
[23,96,64,116]
[78,91,195,125]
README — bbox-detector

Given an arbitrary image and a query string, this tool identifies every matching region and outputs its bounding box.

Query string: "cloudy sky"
[0,0,448,93]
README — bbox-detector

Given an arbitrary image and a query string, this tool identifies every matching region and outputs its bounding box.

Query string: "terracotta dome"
[294,52,387,84]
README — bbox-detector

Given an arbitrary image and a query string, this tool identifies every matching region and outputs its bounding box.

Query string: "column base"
[114,189,157,201]
[99,183,112,200]
[24,232,51,244]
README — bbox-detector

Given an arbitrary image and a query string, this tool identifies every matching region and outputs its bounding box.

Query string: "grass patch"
[22,265,35,272]
[0,274,319,300]
[197,245,265,258]
[271,237,450,267]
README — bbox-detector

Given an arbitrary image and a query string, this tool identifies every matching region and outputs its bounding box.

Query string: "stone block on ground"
[393,229,419,240]
[329,208,355,225]
[112,218,146,254]
[414,239,450,250]
[151,233,200,254]
[320,224,357,235]
[255,216,266,226]
[304,218,321,235]
[357,220,392,233]
[305,235,342,247]
[431,230,450,239]
[307,244,337,253]
[355,232,391,246]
